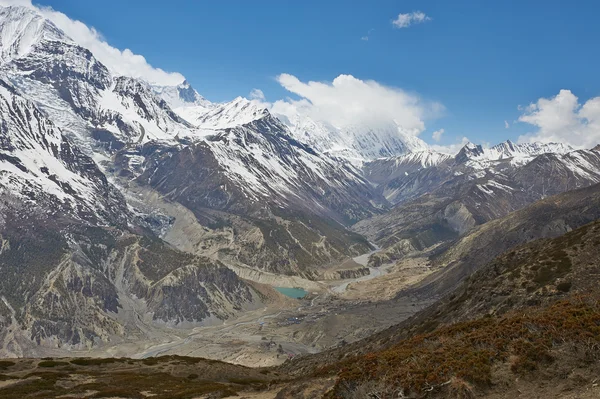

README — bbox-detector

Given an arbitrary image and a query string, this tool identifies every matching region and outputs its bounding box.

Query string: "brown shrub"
[324,296,600,398]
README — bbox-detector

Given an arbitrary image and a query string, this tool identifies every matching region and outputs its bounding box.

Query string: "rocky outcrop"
[322,268,371,280]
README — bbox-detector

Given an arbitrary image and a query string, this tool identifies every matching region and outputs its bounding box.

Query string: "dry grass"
[322,295,600,398]
[0,355,275,399]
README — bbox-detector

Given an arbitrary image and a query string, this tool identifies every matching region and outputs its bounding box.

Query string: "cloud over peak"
[249,88,265,101]
[270,73,442,137]
[393,11,431,29]
[0,0,185,85]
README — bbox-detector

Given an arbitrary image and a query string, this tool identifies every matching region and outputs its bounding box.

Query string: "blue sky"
[26,0,600,149]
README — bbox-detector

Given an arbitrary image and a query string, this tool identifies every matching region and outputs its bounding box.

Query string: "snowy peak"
[363,150,452,186]
[111,75,193,130]
[152,80,211,110]
[455,140,573,166]
[455,142,485,163]
[490,140,572,159]
[0,5,67,63]
[275,112,430,165]
[94,75,194,144]
[391,151,453,168]
[178,96,269,130]
[347,121,430,160]
[489,139,518,155]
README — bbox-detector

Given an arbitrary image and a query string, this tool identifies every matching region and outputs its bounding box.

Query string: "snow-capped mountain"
[0,78,129,226]
[274,111,430,165]
[357,141,600,267]
[363,151,452,186]
[455,140,573,168]
[152,79,211,109]
[0,5,199,151]
[176,96,267,130]
[368,140,588,205]
[160,86,430,165]
[0,5,65,62]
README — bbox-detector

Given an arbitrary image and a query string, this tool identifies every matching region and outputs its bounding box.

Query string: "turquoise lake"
[274,287,308,299]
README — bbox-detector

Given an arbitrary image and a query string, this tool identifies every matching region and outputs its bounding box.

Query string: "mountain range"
[0,3,599,366]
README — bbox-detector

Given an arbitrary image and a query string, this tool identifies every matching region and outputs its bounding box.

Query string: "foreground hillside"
[326,295,600,398]
[0,356,280,399]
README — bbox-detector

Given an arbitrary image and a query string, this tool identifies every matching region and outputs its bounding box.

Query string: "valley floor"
[4,251,437,369]
[137,253,437,366]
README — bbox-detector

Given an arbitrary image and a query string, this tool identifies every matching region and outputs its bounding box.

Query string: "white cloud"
[249,88,265,101]
[0,0,31,6]
[430,136,470,155]
[0,0,185,85]
[361,28,374,41]
[504,120,510,129]
[432,128,445,142]
[393,11,431,29]
[518,89,600,149]
[270,74,443,137]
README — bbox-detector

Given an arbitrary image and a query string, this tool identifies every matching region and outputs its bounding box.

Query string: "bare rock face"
[334,268,371,280]
[0,207,261,352]
[442,202,476,235]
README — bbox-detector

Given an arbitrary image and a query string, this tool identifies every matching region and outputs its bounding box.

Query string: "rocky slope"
[9,204,600,397]
[115,112,379,277]
[0,76,263,356]
[356,142,600,267]
[403,182,600,299]
[283,185,600,375]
